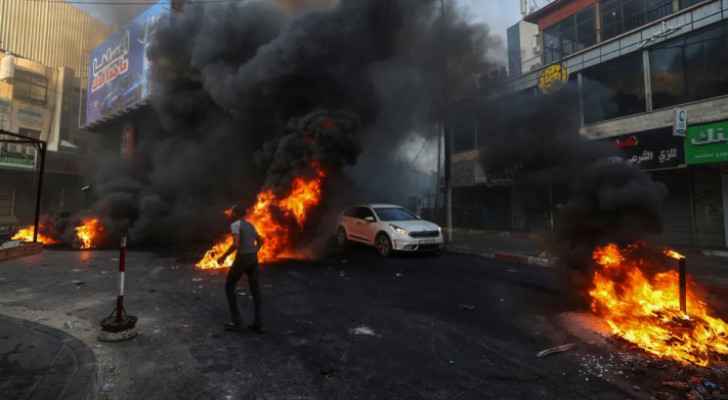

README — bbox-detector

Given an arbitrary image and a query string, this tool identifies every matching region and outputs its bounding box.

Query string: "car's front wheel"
[375,233,392,257]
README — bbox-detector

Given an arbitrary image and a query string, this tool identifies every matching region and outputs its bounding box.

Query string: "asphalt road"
[0,245,639,400]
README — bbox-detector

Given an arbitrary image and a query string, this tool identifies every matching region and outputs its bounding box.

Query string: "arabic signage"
[538,63,568,94]
[685,120,728,165]
[86,1,167,126]
[607,128,684,170]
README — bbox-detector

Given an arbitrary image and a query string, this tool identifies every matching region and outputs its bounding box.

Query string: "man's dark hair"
[231,204,244,219]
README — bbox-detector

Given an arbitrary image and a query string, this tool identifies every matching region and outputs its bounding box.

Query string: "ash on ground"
[559,312,728,400]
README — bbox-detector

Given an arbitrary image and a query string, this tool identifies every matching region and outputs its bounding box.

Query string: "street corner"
[0,313,97,400]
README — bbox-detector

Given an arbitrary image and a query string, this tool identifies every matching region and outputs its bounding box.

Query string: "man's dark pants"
[225,253,261,326]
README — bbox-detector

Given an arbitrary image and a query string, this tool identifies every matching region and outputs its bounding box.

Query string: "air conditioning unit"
[0,54,15,81]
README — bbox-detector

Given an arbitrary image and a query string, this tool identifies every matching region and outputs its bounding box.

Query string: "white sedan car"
[336,204,444,256]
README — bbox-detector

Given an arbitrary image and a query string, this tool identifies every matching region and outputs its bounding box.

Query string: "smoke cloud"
[476,86,668,271]
[81,0,499,250]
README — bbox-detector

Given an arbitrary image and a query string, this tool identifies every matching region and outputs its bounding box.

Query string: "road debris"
[537,343,576,358]
[350,325,377,336]
[663,381,690,390]
[459,304,476,311]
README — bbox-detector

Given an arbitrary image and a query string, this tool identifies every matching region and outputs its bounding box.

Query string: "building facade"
[452,0,728,248]
[0,3,111,232]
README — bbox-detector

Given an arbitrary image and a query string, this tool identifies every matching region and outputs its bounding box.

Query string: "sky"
[455,0,522,43]
[72,0,523,51]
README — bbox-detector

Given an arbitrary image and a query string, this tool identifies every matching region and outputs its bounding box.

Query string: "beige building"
[0,0,110,81]
[0,1,111,234]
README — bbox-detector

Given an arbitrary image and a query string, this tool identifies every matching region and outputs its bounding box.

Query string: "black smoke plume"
[477,85,668,272]
[82,0,499,250]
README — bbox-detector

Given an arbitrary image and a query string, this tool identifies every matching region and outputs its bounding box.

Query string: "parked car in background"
[337,204,443,257]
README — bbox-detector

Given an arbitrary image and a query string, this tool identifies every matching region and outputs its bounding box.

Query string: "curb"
[0,242,43,262]
[0,314,98,400]
[702,249,728,259]
[447,246,554,267]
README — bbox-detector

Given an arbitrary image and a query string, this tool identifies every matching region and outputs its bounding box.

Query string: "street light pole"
[32,142,46,243]
[439,0,453,242]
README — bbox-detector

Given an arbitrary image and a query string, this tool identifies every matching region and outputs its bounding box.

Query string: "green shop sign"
[685,120,728,165]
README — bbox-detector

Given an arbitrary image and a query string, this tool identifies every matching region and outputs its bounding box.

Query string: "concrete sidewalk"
[0,314,97,400]
[446,229,728,284]
[446,229,552,267]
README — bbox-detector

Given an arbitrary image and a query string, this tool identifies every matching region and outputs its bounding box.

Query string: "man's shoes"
[224,322,244,332]
[248,324,264,334]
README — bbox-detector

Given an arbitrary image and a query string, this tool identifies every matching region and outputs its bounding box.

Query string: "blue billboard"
[86,2,167,126]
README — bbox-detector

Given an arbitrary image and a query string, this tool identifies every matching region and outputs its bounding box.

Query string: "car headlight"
[390,224,408,235]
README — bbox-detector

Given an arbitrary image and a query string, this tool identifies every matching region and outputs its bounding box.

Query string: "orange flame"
[590,244,728,366]
[664,248,685,260]
[196,166,325,269]
[196,234,236,270]
[11,225,58,245]
[75,218,103,249]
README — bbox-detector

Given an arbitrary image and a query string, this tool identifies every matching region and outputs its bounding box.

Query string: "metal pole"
[679,257,687,314]
[32,142,46,243]
[440,0,452,241]
[116,233,127,322]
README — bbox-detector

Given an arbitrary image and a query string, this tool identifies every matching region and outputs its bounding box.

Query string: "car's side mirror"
[364,216,375,223]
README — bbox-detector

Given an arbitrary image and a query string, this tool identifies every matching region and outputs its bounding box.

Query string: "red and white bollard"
[99,233,138,342]
[116,235,127,321]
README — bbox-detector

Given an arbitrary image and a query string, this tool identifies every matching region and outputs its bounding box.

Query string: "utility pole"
[439,0,453,242]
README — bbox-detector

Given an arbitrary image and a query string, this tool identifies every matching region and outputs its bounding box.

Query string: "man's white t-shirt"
[231,219,260,255]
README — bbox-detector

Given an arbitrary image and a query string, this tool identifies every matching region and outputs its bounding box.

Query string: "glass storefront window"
[650,22,728,110]
[680,0,706,8]
[542,6,596,65]
[601,0,673,41]
[582,52,646,124]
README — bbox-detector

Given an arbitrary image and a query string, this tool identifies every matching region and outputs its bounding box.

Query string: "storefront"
[685,120,728,248]
[603,127,698,247]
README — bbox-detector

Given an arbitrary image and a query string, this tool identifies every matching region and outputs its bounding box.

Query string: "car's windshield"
[373,208,417,222]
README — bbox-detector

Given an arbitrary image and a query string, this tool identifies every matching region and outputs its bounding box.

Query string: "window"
[582,52,646,123]
[373,208,417,222]
[13,69,47,105]
[355,207,375,220]
[542,6,597,64]
[680,0,706,8]
[650,22,728,110]
[601,0,673,41]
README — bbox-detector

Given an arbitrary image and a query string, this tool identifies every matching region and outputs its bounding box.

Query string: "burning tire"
[375,233,392,257]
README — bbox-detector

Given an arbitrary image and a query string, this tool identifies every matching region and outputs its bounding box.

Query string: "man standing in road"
[218,205,263,333]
